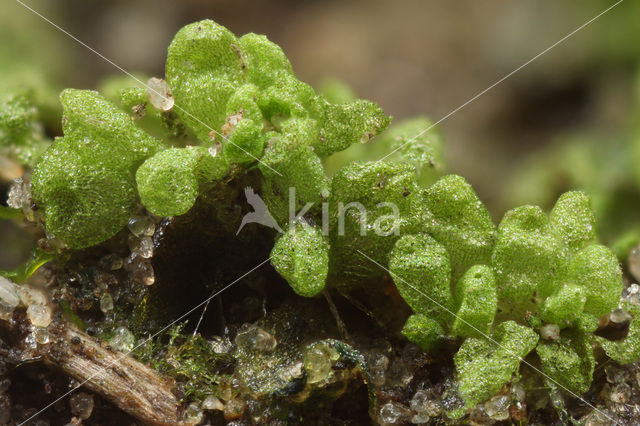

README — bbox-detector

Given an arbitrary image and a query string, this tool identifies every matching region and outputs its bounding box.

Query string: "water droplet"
[138,237,154,259]
[27,304,52,327]
[127,216,156,238]
[100,293,114,313]
[70,392,94,420]
[235,324,277,352]
[147,77,174,112]
[379,401,411,424]
[202,395,225,411]
[33,327,50,344]
[109,327,135,353]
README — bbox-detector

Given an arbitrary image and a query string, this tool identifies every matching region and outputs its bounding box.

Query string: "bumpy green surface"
[536,330,594,394]
[32,89,162,248]
[423,174,495,281]
[389,233,453,323]
[386,179,626,411]
[453,321,538,414]
[565,244,622,317]
[271,222,329,297]
[401,313,444,352]
[136,147,215,217]
[492,205,568,316]
[549,191,597,252]
[329,161,424,284]
[10,17,639,419]
[540,283,586,326]
[0,94,50,166]
[451,265,497,338]
[166,21,244,142]
[376,117,445,181]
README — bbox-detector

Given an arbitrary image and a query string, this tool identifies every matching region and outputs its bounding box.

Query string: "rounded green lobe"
[388,233,453,323]
[31,89,162,248]
[270,222,329,297]
[136,148,200,217]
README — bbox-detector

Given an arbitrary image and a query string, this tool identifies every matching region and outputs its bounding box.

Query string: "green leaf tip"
[389,233,453,323]
[270,221,329,297]
[401,314,444,352]
[566,244,622,317]
[165,18,390,154]
[536,330,594,395]
[376,116,445,179]
[550,190,597,252]
[424,174,495,281]
[451,265,497,338]
[0,94,50,166]
[31,89,163,248]
[454,321,538,412]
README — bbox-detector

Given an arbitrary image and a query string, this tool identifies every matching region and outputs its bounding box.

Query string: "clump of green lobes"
[385,177,625,413]
[30,19,389,249]
[32,89,162,248]
[270,222,329,297]
[22,18,638,417]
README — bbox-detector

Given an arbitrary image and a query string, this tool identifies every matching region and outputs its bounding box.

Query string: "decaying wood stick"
[2,310,192,425]
[46,324,191,425]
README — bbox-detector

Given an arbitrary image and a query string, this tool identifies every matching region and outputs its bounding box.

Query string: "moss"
[423,174,495,281]
[31,89,162,248]
[328,161,423,284]
[549,191,597,252]
[491,205,568,316]
[133,324,233,402]
[224,118,267,164]
[6,16,638,421]
[271,222,329,297]
[136,148,201,217]
[536,330,594,394]
[401,314,445,352]
[388,233,453,323]
[451,265,497,338]
[0,94,50,166]
[565,244,622,317]
[453,321,538,414]
[375,117,445,182]
[540,283,586,326]
[165,20,244,142]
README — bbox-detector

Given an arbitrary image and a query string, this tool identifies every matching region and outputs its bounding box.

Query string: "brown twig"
[4,312,192,425]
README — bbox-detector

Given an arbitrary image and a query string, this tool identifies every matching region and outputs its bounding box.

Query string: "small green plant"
[389,188,638,414]
[21,20,389,250]
[2,18,640,421]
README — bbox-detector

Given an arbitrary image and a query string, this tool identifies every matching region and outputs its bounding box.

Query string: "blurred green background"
[2,0,640,268]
